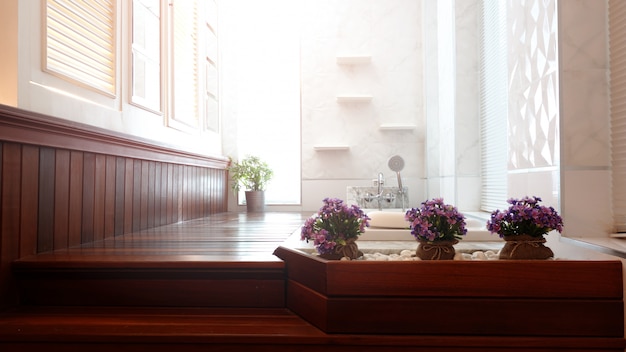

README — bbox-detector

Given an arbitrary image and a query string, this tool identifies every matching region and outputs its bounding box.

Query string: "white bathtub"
[360,209,500,242]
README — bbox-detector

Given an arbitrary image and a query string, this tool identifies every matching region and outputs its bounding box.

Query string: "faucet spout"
[377,172,384,195]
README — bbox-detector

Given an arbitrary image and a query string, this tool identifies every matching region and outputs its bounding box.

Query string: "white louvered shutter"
[45,0,116,96]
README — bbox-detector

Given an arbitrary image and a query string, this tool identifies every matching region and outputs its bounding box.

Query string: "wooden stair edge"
[12,255,285,270]
[0,306,624,350]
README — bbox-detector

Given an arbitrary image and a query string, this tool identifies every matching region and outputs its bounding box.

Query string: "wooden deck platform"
[15,212,310,263]
[11,212,310,308]
[1,211,625,351]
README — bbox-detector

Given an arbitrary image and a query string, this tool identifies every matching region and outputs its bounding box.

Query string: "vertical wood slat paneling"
[93,154,106,242]
[200,168,206,217]
[166,164,174,224]
[82,153,95,243]
[176,165,182,222]
[180,165,185,222]
[132,160,141,232]
[209,169,214,214]
[54,150,70,250]
[68,151,83,247]
[2,148,227,258]
[147,161,155,229]
[1,143,20,307]
[154,162,162,227]
[20,146,39,257]
[160,163,167,226]
[38,148,55,253]
[114,157,126,236]
[123,158,133,234]
[192,167,198,219]
[105,156,116,237]
[140,161,149,230]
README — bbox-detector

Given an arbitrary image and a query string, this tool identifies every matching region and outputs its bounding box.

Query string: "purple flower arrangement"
[405,198,467,242]
[301,198,370,255]
[486,196,563,238]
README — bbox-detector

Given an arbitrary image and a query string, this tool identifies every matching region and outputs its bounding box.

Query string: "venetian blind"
[610,0,626,231]
[479,0,509,212]
[45,0,115,95]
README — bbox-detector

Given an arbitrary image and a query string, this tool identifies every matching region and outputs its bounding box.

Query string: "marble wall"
[300,0,427,211]
[559,0,613,237]
[424,0,481,211]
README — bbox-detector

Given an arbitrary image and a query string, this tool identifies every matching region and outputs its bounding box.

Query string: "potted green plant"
[228,155,273,212]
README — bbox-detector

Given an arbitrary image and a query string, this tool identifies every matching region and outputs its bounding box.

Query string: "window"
[45,0,116,96]
[169,0,199,130]
[131,0,161,112]
[479,0,508,212]
[165,0,219,133]
[45,0,218,132]
[220,0,301,205]
[203,0,219,133]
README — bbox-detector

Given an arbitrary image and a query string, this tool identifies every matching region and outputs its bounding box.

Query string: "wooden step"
[1,306,625,351]
[13,255,286,308]
[11,213,311,308]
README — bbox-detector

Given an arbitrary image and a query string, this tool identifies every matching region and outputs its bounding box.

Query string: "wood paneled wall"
[0,105,229,308]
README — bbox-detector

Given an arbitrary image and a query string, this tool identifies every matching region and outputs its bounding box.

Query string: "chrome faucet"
[362,172,395,210]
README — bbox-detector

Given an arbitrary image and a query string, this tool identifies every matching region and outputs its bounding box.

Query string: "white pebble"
[400,250,413,257]
[472,251,487,260]
[337,249,504,261]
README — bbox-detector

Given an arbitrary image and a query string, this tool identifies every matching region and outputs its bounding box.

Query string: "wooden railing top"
[0,104,229,169]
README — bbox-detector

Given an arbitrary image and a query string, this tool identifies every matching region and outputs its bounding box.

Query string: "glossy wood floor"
[10,212,312,308]
[17,212,311,266]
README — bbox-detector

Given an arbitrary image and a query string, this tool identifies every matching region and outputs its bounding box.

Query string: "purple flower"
[301,198,370,255]
[486,196,563,238]
[405,198,467,242]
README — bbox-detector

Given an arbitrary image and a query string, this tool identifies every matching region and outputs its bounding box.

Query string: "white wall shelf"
[313,145,350,151]
[336,55,372,65]
[379,124,417,131]
[336,95,373,103]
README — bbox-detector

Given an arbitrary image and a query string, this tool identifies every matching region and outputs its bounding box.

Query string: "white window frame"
[130,0,162,113]
[43,0,220,137]
[162,0,219,134]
